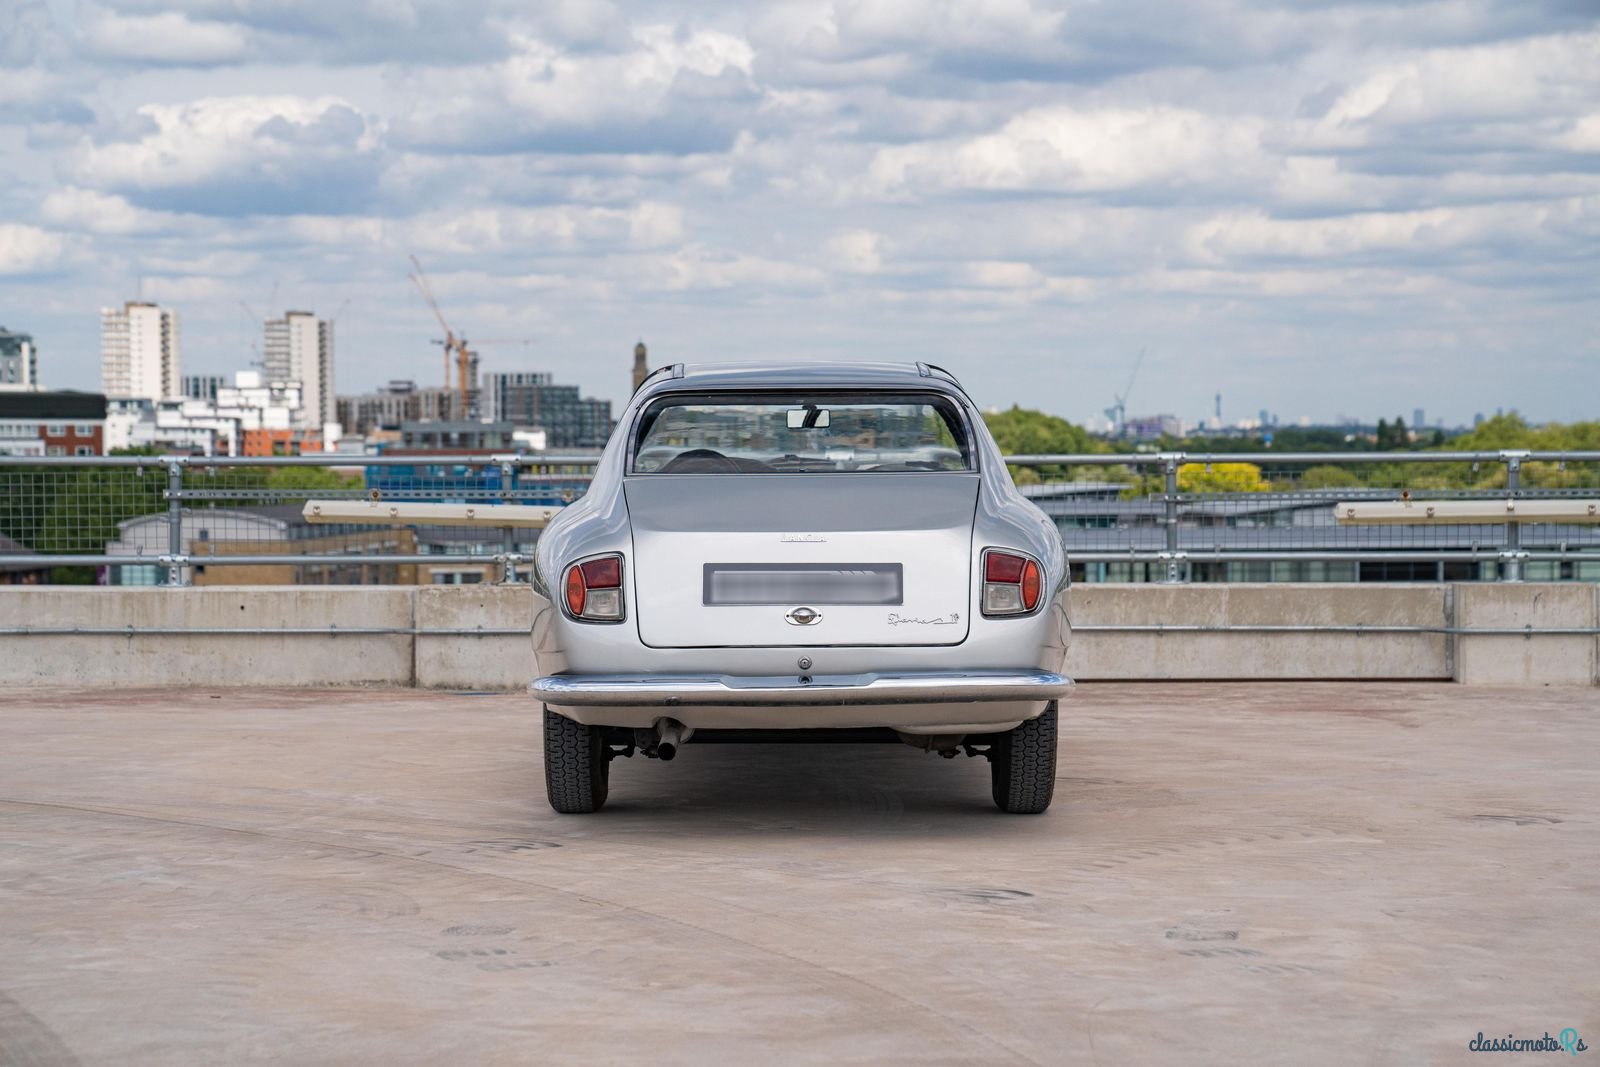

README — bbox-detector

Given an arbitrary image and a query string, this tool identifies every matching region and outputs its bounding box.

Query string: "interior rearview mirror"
[787,407,830,429]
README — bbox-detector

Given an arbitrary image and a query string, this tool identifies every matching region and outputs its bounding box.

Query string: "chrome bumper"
[532,669,1073,708]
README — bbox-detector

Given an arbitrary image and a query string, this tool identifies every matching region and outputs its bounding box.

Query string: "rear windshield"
[631,392,973,474]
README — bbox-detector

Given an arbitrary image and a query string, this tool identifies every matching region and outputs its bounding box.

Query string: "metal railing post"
[498,456,519,583]
[164,458,187,587]
[1502,451,1524,582]
[1161,453,1188,583]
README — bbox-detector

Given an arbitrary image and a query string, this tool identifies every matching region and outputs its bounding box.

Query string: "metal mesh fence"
[1013,453,1600,583]
[2,452,1597,585]
[0,456,596,586]
[1031,460,1600,551]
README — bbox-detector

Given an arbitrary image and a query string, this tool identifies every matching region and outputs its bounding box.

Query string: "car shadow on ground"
[564,742,1065,834]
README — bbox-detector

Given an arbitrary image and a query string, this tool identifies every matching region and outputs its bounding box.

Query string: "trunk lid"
[625,474,976,648]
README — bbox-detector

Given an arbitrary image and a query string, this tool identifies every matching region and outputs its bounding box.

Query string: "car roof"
[657,361,961,391]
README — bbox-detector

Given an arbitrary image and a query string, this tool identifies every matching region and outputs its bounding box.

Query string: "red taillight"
[985,552,1025,583]
[982,550,1044,617]
[564,555,624,622]
[580,557,621,588]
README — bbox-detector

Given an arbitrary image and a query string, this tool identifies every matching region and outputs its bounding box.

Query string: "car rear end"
[532,363,1070,813]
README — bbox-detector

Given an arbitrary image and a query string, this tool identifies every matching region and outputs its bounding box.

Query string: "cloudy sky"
[1,0,1596,427]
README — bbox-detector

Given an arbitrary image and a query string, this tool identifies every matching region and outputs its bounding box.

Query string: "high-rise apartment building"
[489,375,613,449]
[263,311,334,430]
[0,327,39,390]
[336,380,462,437]
[101,302,180,401]
[481,371,552,425]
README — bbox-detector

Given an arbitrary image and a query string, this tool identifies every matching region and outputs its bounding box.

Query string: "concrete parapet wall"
[0,584,1594,689]
[1453,583,1599,686]
[0,587,415,687]
[414,585,537,690]
[1064,584,1452,681]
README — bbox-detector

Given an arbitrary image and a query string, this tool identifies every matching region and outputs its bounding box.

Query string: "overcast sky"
[1,0,1596,427]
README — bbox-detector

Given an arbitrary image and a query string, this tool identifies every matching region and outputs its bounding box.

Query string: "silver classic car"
[531,361,1072,814]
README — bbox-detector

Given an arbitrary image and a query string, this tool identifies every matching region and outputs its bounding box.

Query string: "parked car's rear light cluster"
[564,555,625,622]
[982,549,1042,616]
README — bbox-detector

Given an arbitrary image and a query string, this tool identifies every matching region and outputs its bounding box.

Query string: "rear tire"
[990,701,1058,814]
[544,707,609,814]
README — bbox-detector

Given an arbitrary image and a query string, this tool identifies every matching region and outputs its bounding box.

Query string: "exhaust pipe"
[653,717,693,761]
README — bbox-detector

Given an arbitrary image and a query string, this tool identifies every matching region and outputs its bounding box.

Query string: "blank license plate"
[703,564,903,605]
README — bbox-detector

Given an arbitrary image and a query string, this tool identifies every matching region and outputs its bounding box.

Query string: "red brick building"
[0,391,107,456]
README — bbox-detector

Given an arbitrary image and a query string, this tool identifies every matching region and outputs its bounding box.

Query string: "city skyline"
[0,0,1595,427]
[1,295,1586,434]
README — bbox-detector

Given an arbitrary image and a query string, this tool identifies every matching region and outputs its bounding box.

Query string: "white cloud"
[40,188,176,235]
[1135,266,1449,299]
[280,216,389,247]
[82,8,249,65]
[960,260,1045,289]
[1552,112,1600,152]
[754,0,1066,64]
[394,26,758,154]
[0,224,76,275]
[825,229,885,273]
[1295,30,1600,149]
[1183,197,1599,264]
[140,274,236,301]
[80,0,524,64]
[400,201,685,255]
[643,245,828,292]
[141,250,262,277]
[71,95,383,214]
[861,106,1268,198]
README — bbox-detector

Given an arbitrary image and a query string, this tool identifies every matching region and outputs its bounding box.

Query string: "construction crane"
[408,256,535,419]
[236,280,280,370]
[408,255,472,416]
[1103,347,1147,436]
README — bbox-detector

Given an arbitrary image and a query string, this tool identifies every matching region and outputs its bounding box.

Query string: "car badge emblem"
[780,534,827,543]
[785,606,823,626]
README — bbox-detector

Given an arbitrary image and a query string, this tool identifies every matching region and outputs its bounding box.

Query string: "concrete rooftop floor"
[0,683,1596,1066]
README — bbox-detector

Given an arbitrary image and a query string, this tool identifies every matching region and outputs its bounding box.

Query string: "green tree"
[1440,412,1600,488]
[1299,465,1362,490]
[264,465,355,493]
[982,406,1105,484]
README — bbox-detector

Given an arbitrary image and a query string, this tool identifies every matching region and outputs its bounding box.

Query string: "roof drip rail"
[916,362,962,386]
[640,364,686,387]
